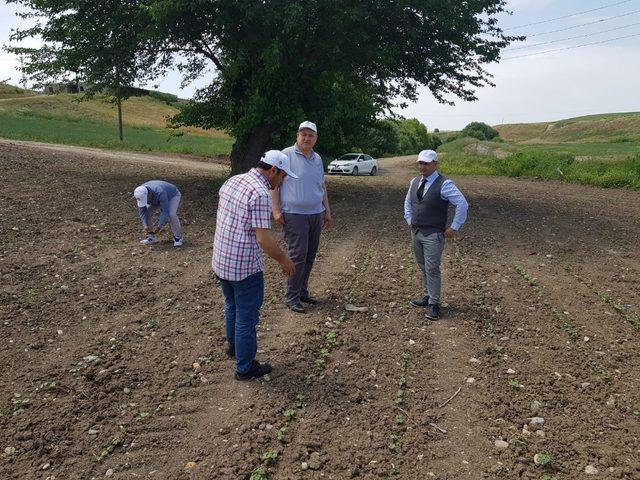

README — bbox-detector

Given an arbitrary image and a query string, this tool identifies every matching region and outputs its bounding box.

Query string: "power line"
[505,0,635,30]
[524,9,640,37]
[502,32,640,59]
[505,20,640,51]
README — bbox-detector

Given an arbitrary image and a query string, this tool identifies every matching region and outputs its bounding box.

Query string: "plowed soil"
[1,139,639,480]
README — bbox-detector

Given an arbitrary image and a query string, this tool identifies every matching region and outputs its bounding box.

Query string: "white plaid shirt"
[212,169,272,281]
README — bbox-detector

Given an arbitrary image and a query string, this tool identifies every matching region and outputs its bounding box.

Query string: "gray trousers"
[148,192,182,239]
[412,229,445,304]
[283,212,323,305]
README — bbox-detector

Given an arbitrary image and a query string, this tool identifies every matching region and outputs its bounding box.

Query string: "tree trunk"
[117,97,124,141]
[230,124,277,175]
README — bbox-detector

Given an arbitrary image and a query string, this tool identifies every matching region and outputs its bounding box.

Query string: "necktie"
[416,178,428,201]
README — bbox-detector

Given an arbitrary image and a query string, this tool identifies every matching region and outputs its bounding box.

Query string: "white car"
[327,153,378,176]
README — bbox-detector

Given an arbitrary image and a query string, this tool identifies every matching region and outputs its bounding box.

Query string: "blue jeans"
[218,271,264,374]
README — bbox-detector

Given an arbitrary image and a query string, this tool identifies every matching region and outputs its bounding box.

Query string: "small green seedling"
[43,380,58,390]
[388,434,402,453]
[394,414,405,424]
[633,410,640,419]
[534,453,554,467]
[295,394,305,408]
[249,467,268,480]
[394,389,406,405]
[507,379,522,390]
[95,431,127,461]
[314,358,325,372]
[276,426,287,441]
[283,409,296,419]
[262,451,278,463]
[135,411,150,422]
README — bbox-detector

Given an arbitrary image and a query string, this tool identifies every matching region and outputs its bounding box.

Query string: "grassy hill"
[0,83,38,99]
[0,85,233,157]
[437,113,640,190]
[495,112,640,144]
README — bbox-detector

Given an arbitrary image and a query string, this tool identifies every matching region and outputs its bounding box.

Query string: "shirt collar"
[293,144,315,160]
[249,168,270,189]
[422,171,439,182]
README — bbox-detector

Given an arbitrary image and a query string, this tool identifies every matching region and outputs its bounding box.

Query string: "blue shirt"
[138,180,180,230]
[278,145,325,215]
[403,171,468,231]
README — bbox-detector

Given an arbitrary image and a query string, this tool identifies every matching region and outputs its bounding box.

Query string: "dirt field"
[1,139,639,480]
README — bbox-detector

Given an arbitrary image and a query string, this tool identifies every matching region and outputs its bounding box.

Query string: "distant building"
[43,82,87,94]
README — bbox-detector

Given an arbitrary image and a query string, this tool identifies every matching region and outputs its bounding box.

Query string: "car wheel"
[351,166,359,176]
[370,166,377,176]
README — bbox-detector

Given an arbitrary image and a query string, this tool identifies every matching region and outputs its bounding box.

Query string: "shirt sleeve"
[155,190,171,229]
[138,207,149,228]
[249,193,272,229]
[441,180,468,231]
[404,178,414,225]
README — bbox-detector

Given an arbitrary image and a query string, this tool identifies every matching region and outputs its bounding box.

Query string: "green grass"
[0,110,233,156]
[439,138,640,190]
[0,83,37,99]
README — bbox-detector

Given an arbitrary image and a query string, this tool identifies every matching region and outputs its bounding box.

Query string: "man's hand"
[280,257,295,277]
[444,227,457,239]
[273,210,285,226]
[323,210,332,229]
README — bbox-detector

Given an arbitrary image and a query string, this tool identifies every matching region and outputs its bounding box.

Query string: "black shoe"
[225,343,235,358]
[235,360,273,381]
[410,295,430,307]
[425,303,441,320]
[286,303,307,314]
[300,295,318,305]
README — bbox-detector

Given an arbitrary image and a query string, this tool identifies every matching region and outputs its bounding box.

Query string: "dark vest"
[410,174,449,234]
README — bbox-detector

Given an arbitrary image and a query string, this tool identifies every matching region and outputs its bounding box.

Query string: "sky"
[1,0,639,130]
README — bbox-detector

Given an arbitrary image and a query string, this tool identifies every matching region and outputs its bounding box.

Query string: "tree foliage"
[460,121,500,141]
[7,0,519,172]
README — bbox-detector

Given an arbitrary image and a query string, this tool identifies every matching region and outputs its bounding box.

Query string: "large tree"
[7,0,518,172]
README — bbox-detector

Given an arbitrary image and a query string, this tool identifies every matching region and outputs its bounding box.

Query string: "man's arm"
[269,187,285,226]
[255,228,295,276]
[403,179,414,225]
[322,182,332,228]
[155,190,171,232]
[139,207,150,230]
[441,180,469,239]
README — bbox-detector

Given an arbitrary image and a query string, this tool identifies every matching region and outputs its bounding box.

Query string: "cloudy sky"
[1,0,639,130]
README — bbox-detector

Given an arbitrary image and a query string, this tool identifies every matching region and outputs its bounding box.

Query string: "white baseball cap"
[298,121,317,133]
[261,150,299,178]
[133,185,149,207]
[417,149,438,163]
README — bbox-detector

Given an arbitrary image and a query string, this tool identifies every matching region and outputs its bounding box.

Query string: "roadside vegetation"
[435,113,640,189]
[0,90,233,157]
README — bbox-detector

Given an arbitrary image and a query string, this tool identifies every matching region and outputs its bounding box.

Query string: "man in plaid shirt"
[213,150,296,380]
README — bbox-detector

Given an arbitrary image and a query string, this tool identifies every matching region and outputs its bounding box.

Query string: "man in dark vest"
[403,149,469,319]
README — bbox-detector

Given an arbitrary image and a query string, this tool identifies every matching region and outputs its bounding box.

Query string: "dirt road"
[1,140,639,479]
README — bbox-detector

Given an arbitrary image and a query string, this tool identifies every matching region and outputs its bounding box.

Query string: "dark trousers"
[218,272,264,374]
[283,212,323,305]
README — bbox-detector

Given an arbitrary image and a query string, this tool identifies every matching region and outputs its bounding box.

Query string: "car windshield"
[338,154,360,161]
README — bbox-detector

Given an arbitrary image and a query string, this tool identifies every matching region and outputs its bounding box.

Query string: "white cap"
[417,149,438,163]
[133,185,148,207]
[298,121,317,133]
[261,150,299,178]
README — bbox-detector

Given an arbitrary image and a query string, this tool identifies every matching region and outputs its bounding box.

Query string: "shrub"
[149,90,179,105]
[461,121,499,141]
